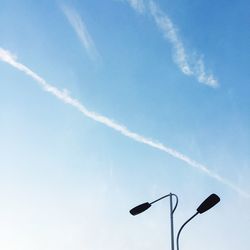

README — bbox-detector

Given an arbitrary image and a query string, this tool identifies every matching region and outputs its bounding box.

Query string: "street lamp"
[130,193,178,250]
[129,193,220,250]
[176,193,220,250]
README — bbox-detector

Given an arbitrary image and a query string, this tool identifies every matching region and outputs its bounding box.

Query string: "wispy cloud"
[0,48,246,197]
[126,0,146,13]
[148,1,193,76]
[125,0,218,87]
[61,5,100,61]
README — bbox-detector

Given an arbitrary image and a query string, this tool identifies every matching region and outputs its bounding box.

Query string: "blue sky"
[0,0,250,249]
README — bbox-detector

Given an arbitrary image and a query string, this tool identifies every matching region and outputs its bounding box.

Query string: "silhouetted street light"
[176,193,220,250]
[129,193,220,250]
[130,193,178,250]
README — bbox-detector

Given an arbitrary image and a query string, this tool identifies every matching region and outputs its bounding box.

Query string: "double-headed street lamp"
[129,193,220,250]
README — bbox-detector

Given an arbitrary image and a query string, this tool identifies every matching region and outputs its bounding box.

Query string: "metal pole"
[169,193,175,250]
[176,212,198,250]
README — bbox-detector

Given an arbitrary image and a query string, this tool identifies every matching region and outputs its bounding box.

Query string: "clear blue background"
[0,0,249,249]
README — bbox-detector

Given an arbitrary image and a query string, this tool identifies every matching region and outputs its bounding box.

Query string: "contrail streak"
[0,48,248,198]
[125,0,218,87]
[61,5,100,61]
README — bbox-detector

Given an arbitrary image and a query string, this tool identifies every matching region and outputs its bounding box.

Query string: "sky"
[0,0,250,249]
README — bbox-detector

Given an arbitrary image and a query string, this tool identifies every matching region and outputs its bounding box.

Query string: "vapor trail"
[125,0,218,87]
[61,5,100,61]
[0,48,248,198]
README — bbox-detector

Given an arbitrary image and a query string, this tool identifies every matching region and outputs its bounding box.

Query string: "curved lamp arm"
[172,194,179,213]
[150,193,179,215]
[176,193,220,250]
[176,212,199,250]
[130,193,179,216]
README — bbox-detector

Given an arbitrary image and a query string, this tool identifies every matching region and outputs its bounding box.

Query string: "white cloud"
[61,5,100,61]
[0,47,247,198]
[148,1,193,76]
[195,56,218,86]
[127,0,146,13]
[125,0,218,87]
[0,48,17,61]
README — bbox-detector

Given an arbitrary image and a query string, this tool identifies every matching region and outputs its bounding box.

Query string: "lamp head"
[197,193,220,214]
[130,202,151,216]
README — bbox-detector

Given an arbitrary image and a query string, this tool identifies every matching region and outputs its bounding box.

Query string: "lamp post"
[129,193,220,250]
[130,193,178,250]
